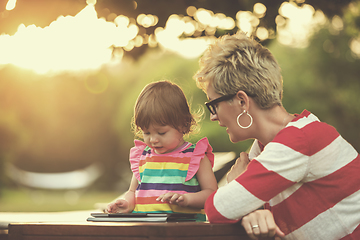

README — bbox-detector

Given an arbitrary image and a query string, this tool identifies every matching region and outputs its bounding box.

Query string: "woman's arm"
[205,129,309,223]
[186,155,218,208]
[241,209,285,240]
[227,152,250,183]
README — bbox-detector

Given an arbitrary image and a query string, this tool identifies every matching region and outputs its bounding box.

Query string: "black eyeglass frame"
[205,93,236,115]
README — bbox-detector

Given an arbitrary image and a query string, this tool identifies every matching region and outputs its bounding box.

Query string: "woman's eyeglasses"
[205,94,236,115]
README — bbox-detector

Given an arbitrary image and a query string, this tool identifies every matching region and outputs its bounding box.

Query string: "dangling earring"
[237,110,253,129]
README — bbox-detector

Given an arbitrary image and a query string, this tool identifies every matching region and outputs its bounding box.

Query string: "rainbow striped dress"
[129,137,214,220]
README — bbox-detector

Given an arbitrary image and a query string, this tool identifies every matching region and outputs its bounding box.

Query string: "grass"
[0,188,121,212]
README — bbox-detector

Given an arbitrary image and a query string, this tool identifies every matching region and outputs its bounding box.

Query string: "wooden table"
[7,221,260,240]
[0,230,8,240]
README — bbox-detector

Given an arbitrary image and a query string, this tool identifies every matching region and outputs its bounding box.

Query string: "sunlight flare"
[0,4,137,74]
[5,0,17,11]
[0,1,330,75]
[277,2,326,48]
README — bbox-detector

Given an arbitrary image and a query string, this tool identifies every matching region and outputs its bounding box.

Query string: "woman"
[194,32,360,239]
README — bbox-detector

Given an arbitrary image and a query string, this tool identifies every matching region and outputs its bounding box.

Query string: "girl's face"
[142,124,185,154]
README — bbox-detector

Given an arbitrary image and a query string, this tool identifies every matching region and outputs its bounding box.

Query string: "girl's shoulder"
[131,140,150,155]
[129,140,148,181]
[186,137,214,181]
[180,138,213,159]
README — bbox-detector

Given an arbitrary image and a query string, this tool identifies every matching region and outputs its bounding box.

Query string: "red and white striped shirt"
[205,110,360,239]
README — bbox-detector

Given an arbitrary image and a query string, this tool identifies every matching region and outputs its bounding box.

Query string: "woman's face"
[206,85,245,143]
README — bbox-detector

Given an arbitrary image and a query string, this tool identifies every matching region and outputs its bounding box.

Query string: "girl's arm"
[157,155,218,209]
[123,174,138,207]
[106,174,138,213]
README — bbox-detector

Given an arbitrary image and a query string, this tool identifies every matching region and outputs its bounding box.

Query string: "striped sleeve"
[206,110,360,239]
[205,125,309,223]
[205,111,319,223]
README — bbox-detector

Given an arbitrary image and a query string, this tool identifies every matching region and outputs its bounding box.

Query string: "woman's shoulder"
[290,109,319,126]
[273,110,341,156]
[289,110,339,136]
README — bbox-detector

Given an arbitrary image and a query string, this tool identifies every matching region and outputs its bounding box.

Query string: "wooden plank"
[10,222,153,236]
[0,230,8,240]
[8,222,255,240]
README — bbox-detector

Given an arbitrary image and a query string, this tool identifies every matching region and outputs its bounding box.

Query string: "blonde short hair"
[132,80,196,138]
[194,32,283,109]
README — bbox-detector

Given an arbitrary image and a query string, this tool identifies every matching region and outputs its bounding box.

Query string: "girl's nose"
[150,135,158,143]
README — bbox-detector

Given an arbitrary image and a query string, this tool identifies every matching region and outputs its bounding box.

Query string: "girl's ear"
[235,90,250,110]
[180,125,188,135]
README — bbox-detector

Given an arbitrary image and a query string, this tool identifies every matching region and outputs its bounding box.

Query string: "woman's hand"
[156,192,188,207]
[106,199,132,213]
[227,152,250,182]
[241,209,285,240]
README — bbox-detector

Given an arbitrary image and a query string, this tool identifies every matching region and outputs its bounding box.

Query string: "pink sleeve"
[129,140,147,181]
[186,137,214,181]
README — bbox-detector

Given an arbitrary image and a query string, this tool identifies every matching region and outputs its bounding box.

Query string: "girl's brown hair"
[132,81,197,138]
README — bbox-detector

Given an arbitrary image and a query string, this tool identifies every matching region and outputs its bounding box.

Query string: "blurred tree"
[0,0,359,194]
[94,0,355,58]
[0,117,23,195]
[271,2,360,151]
[96,0,353,31]
[1,0,356,59]
[0,66,129,191]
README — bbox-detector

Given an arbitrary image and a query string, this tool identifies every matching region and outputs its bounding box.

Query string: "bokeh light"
[5,0,16,11]
[236,11,259,36]
[137,14,158,28]
[253,3,266,18]
[0,4,137,74]
[350,37,360,58]
[276,2,326,48]
[1,0,356,74]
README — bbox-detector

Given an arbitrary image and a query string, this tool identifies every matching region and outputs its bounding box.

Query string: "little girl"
[106,80,217,220]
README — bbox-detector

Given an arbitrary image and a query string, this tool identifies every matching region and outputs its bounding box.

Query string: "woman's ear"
[235,91,250,110]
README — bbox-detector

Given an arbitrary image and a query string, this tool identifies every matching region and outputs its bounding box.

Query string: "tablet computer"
[87,212,197,222]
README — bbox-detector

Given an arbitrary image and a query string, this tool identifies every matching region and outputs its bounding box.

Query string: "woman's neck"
[253,105,294,146]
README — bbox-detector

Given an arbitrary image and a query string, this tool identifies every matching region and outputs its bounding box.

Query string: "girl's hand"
[227,152,250,183]
[106,199,131,213]
[156,192,188,207]
[241,209,285,240]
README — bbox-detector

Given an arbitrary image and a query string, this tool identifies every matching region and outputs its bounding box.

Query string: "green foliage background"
[0,1,360,204]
